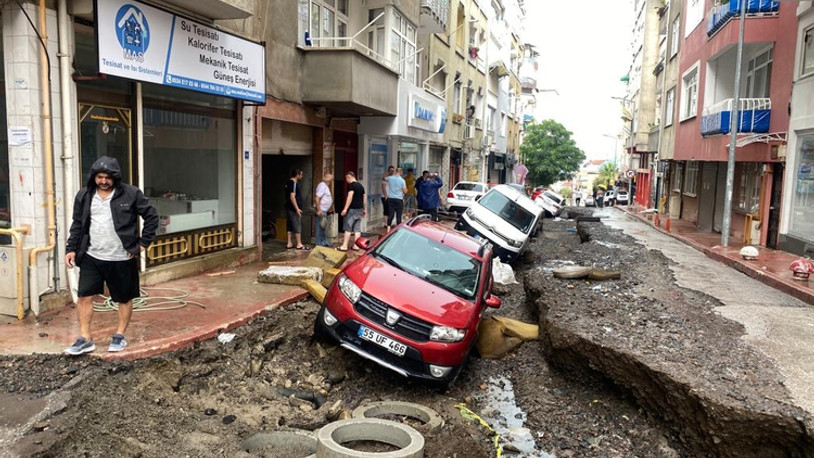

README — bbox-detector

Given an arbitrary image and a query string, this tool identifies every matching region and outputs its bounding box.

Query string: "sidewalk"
[622,204,814,306]
[0,246,361,360]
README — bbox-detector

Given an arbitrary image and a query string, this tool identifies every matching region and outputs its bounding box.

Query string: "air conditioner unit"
[463,124,474,140]
[483,133,494,147]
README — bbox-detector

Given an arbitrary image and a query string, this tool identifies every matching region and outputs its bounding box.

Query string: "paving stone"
[302,246,347,270]
[258,266,323,286]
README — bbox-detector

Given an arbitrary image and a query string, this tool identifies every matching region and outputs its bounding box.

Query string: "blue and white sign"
[407,94,446,133]
[97,0,266,102]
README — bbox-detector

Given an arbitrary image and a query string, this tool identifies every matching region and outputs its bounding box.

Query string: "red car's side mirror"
[485,295,501,308]
[355,237,371,251]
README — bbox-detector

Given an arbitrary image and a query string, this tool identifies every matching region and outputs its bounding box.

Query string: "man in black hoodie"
[64,156,158,355]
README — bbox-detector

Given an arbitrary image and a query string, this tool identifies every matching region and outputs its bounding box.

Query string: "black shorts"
[78,256,140,303]
[286,209,302,233]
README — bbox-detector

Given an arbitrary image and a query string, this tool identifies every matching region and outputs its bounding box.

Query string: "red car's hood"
[344,254,477,329]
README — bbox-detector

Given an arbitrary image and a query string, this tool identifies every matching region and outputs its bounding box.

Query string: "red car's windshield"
[371,228,482,300]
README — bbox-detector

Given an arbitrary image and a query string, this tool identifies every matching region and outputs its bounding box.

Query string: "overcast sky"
[523,0,634,162]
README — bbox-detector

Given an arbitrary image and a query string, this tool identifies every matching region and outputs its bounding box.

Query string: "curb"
[620,208,814,306]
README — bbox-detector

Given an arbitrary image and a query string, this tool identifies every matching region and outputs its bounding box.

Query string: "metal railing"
[702,97,771,116]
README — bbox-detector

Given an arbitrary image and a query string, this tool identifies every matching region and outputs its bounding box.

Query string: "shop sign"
[96,0,266,102]
[407,94,446,133]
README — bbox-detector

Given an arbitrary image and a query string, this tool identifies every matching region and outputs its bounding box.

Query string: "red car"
[314,215,501,389]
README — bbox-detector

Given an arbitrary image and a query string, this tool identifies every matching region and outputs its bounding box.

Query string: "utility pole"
[721,0,747,247]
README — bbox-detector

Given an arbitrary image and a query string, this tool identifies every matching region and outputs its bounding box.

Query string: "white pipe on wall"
[57,0,76,291]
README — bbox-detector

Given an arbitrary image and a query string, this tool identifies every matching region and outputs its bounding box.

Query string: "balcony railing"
[700,98,771,136]
[706,0,779,37]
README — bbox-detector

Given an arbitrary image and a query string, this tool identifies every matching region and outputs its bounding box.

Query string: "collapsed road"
[2,207,812,457]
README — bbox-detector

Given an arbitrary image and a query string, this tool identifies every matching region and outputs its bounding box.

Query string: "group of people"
[380,166,443,230]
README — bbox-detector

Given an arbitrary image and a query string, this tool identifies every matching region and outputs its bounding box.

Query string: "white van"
[455,184,543,263]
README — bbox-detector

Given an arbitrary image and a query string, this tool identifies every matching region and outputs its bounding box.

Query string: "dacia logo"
[386,309,401,326]
[115,4,150,62]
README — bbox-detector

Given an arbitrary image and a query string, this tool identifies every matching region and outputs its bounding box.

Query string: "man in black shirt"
[285,168,309,250]
[338,171,366,251]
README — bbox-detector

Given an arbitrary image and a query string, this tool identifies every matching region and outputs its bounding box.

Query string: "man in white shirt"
[64,156,158,355]
[314,172,333,247]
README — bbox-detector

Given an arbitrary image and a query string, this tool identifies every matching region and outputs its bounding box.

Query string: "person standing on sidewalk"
[338,172,366,252]
[285,168,309,250]
[384,167,407,231]
[64,156,158,355]
[314,172,333,247]
[417,171,443,221]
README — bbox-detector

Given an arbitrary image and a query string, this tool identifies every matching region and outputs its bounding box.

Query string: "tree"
[520,120,586,187]
[596,162,619,189]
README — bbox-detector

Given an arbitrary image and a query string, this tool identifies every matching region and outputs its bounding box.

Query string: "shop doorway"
[766,163,783,249]
[698,162,717,233]
[78,105,133,184]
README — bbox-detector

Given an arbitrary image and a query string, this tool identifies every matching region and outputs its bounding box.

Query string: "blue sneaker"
[108,334,128,352]
[64,337,95,356]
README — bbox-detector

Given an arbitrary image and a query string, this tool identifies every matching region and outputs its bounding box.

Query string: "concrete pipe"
[240,430,317,457]
[351,401,444,435]
[316,418,424,458]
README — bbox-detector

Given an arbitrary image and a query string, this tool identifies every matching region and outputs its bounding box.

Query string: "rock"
[589,269,621,280]
[222,415,237,425]
[553,266,592,279]
[263,333,285,351]
[306,374,324,387]
[338,410,352,420]
[302,246,347,270]
[204,408,218,416]
[327,368,345,384]
[258,266,323,286]
[33,420,49,431]
[327,400,345,421]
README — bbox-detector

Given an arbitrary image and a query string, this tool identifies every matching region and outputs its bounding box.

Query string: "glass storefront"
[398,142,418,172]
[142,84,237,235]
[789,133,814,241]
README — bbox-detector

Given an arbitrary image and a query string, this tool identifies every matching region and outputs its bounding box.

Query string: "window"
[803,26,814,77]
[455,5,466,50]
[746,48,772,98]
[143,84,237,235]
[301,0,349,47]
[367,8,386,57]
[452,77,462,114]
[683,161,698,196]
[789,134,814,238]
[665,87,675,126]
[672,162,683,193]
[670,16,680,58]
[681,66,698,119]
[736,163,761,213]
[391,9,419,85]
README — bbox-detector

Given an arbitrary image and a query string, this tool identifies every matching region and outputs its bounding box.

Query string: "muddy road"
[1,212,702,457]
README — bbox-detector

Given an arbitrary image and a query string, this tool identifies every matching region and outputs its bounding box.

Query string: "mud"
[526,212,814,457]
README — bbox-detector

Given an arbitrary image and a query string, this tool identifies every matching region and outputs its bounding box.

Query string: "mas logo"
[115,4,150,62]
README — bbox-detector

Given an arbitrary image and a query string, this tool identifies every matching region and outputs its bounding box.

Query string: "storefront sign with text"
[96,0,266,102]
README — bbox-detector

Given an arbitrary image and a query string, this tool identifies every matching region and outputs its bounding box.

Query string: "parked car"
[506,183,527,195]
[604,190,616,206]
[531,186,545,201]
[455,184,543,263]
[615,190,629,205]
[314,215,501,389]
[535,190,565,217]
[446,181,488,214]
[584,194,596,207]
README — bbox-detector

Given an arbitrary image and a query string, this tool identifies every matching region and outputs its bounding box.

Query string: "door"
[713,162,727,232]
[766,163,783,249]
[78,105,133,185]
[697,162,717,232]
[334,131,358,233]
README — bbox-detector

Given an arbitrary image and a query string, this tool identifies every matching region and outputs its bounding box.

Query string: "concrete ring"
[351,401,444,435]
[316,418,424,458]
[240,430,317,458]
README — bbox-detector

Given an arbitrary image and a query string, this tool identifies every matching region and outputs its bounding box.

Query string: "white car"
[615,190,629,205]
[446,181,488,214]
[534,190,565,217]
[455,185,543,263]
[604,190,616,206]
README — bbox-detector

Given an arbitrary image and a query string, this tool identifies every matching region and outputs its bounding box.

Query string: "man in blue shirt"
[417,171,443,222]
[384,167,407,231]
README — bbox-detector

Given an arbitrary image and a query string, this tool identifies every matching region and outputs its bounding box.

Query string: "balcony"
[302,36,399,116]
[706,0,779,37]
[700,98,771,136]
[419,0,450,34]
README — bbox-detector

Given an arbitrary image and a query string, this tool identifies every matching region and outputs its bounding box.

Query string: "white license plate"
[358,325,407,356]
[459,195,472,200]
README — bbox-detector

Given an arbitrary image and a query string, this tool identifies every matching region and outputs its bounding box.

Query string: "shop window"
[790,134,814,239]
[736,162,761,213]
[398,143,419,172]
[142,84,237,235]
[683,161,698,196]
[802,26,814,78]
